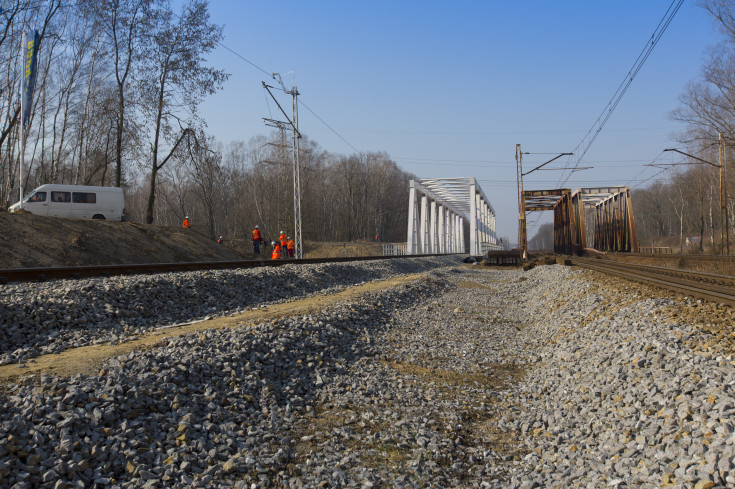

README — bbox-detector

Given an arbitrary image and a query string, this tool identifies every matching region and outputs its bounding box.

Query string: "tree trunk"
[679,211,684,253]
[146,165,158,224]
[700,216,704,252]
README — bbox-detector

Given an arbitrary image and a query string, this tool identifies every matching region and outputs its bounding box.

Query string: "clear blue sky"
[198,1,716,242]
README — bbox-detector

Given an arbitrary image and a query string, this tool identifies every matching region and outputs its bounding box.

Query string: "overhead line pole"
[516,144,526,254]
[291,86,303,259]
[721,134,729,255]
[664,144,729,255]
[516,146,575,254]
[262,80,303,259]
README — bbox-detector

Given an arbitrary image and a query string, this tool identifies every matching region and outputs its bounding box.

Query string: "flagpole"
[19,31,25,210]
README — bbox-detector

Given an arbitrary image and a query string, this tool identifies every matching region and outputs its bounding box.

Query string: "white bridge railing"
[382,243,407,256]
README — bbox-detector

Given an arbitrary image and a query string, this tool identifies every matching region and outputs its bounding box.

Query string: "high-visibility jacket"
[252,228,261,241]
[271,244,281,260]
[279,233,287,247]
[182,218,191,228]
[287,239,295,251]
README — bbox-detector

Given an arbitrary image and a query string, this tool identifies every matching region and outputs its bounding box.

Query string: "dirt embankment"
[0,212,386,268]
[0,212,247,269]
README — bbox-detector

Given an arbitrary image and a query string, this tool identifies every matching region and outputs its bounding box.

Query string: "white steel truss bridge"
[407,178,502,255]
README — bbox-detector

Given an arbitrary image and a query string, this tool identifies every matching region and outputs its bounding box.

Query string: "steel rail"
[572,257,735,307]
[0,254,459,284]
[607,252,735,262]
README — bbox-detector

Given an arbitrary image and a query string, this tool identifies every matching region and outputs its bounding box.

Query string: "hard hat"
[280,231,284,234]
[271,241,276,246]
[219,236,222,239]
[288,236,291,239]
[255,225,258,228]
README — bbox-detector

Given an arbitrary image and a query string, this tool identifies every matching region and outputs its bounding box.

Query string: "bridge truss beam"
[549,186,638,254]
[407,178,502,255]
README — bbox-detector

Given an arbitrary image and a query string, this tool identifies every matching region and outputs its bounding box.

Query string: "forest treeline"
[0,0,413,244]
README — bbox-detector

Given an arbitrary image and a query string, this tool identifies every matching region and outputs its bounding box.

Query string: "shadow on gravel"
[0,276,451,488]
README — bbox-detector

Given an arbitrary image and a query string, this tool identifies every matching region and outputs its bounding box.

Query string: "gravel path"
[2,260,734,488]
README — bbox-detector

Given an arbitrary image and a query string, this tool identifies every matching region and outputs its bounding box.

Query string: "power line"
[169,8,362,154]
[477,178,664,184]
[558,0,684,187]
[624,150,666,188]
[397,156,507,163]
[397,156,651,165]
[298,99,360,153]
[217,42,272,79]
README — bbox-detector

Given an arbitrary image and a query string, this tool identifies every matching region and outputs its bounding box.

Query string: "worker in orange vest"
[287,236,295,258]
[217,236,223,244]
[182,216,191,228]
[279,231,288,258]
[271,241,281,260]
[252,225,262,254]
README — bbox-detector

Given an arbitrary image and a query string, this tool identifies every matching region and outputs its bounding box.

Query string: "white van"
[8,184,125,221]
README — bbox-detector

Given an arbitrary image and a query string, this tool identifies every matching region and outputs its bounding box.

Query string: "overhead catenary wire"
[214,43,361,153]
[297,99,360,154]
[625,150,667,188]
[167,9,363,155]
[557,0,685,187]
[217,43,272,79]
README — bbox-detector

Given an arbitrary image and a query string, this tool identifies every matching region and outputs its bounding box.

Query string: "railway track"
[572,257,735,307]
[609,252,735,261]
[0,253,452,284]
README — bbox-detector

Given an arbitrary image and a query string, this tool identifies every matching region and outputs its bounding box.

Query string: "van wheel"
[92,214,106,220]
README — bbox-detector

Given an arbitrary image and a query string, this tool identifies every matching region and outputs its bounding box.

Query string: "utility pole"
[515,146,575,254]
[262,74,303,259]
[663,144,729,255]
[291,84,303,259]
[720,133,730,255]
[516,144,526,254]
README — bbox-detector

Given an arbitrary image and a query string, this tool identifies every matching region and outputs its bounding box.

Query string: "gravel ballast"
[0,257,456,366]
[2,260,734,488]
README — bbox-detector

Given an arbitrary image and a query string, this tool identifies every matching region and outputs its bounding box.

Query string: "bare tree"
[79,0,151,188]
[185,130,223,239]
[138,0,227,224]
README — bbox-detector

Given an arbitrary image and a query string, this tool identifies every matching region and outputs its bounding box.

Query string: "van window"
[51,191,71,203]
[72,192,97,204]
[26,192,47,203]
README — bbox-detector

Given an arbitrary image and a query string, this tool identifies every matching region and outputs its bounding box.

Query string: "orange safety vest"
[252,228,261,241]
[287,239,295,251]
[182,218,191,228]
[279,233,287,247]
[271,244,281,260]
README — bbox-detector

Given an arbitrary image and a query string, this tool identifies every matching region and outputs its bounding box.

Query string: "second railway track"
[572,257,735,307]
